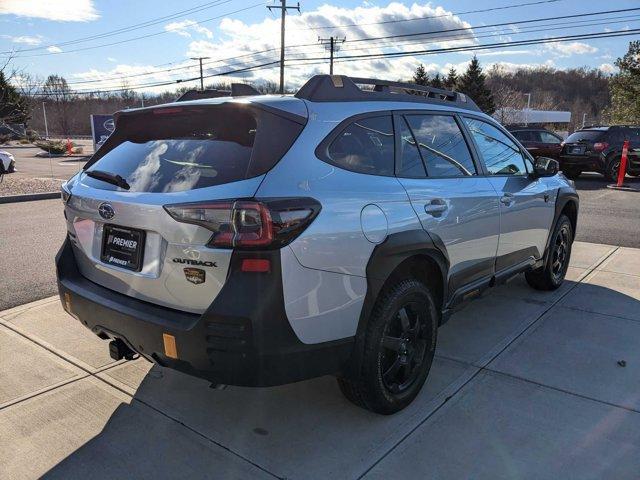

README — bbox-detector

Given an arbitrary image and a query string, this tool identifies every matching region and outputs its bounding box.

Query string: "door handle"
[424,199,448,216]
[500,193,515,206]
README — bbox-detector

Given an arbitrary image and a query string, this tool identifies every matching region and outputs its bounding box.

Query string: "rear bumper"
[56,237,353,387]
[558,154,603,171]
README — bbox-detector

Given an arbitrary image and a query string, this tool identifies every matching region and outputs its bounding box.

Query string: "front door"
[462,117,555,271]
[394,113,500,293]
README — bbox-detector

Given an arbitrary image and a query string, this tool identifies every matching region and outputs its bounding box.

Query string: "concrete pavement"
[1,241,639,479]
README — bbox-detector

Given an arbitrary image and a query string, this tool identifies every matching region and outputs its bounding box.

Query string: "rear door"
[462,116,555,270]
[394,112,500,292]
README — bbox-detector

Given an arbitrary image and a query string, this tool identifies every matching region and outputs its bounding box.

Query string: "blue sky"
[1,0,638,94]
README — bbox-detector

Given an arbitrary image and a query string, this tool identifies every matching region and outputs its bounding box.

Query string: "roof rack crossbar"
[295,75,480,112]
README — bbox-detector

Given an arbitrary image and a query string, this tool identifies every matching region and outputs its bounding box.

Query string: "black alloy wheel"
[380,303,430,394]
[550,223,570,283]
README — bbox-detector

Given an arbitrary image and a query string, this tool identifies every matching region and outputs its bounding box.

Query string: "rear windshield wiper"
[84,169,130,190]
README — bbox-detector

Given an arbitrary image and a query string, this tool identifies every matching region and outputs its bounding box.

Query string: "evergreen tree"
[444,67,458,90]
[430,72,444,89]
[0,71,29,125]
[605,41,640,124]
[458,56,495,114]
[412,64,429,86]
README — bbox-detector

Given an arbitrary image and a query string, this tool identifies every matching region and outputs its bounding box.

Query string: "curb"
[0,192,60,204]
[606,184,640,192]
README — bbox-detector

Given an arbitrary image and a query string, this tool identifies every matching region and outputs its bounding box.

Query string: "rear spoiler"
[175,83,262,102]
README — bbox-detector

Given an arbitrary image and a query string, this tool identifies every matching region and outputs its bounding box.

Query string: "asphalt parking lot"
[1,241,639,479]
[1,140,92,180]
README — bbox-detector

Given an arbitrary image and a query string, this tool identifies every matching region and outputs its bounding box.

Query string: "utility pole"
[190,56,210,90]
[267,0,300,94]
[318,36,345,75]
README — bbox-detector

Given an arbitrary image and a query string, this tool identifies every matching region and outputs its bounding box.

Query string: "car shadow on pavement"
[41,279,640,480]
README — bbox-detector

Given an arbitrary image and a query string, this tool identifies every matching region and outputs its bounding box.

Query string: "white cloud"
[73,3,584,95]
[3,34,43,45]
[0,0,98,22]
[47,45,62,53]
[545,41,597,57]
[165,19,213,39]
[107,57,117,62]
[183,2,476,88]
[598,63,616,74]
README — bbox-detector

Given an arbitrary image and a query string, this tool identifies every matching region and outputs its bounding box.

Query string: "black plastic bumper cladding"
[56,238,353,387]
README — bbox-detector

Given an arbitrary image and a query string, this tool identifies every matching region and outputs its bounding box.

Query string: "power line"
[43,7,636,88]
[333,14,640,54]
[292,0,564,31]
[344,6,640,44]
[32,27,636,97]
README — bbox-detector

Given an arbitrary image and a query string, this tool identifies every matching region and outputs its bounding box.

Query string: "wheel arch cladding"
[560,197,578,236]
[342,229,449,378]
[554,186,579,235]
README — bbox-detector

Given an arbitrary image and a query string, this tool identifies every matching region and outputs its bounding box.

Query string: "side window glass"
[464,118,528,175]
[397,117,426,177]
[540,131,561,144]
[405,114,477,177]
[327,116,394,176]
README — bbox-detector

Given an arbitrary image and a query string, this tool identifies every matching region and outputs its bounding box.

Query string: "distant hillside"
[486,66,611,132]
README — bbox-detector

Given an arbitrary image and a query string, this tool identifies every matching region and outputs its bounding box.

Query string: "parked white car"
[0,150,15,173]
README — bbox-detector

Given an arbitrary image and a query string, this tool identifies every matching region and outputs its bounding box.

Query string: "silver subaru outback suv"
[57,75,578,414]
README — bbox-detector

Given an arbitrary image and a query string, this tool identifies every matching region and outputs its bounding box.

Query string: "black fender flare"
[343,229,449,378]
[543,187,579,264]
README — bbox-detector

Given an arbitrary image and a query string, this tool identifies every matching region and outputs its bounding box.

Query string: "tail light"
[593,142,609,152]
[164,198,321,249]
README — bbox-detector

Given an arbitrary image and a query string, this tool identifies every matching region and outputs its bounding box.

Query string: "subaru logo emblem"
[98,203,115,220]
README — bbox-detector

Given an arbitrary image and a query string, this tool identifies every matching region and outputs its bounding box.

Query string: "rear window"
[83,104,304,192]
[511,130,537,142]
[565,130,604,143]
[325,116,395,176]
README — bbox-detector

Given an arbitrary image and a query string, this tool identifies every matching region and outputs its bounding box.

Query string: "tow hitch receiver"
[109,338,136,361]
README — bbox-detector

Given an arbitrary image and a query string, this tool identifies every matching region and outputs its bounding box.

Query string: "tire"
[337,279,438,414]
[604,155,621,182]
[525,214,573,291]
[562,167,582,179]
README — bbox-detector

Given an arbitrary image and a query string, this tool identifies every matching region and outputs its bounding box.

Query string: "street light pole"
[524,92,531,126]
[42,102,49,139]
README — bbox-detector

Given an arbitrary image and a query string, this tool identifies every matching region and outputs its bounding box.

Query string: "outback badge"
[184,267,206,285]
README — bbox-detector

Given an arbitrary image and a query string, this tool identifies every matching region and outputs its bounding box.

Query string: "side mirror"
[532,157,559,177]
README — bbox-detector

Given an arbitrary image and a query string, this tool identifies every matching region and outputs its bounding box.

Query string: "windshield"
[565,130,604,143]
[83,105,302,192]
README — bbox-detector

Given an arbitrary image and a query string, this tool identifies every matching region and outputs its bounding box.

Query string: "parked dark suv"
[559,125,640,180]
[507,126,563,159]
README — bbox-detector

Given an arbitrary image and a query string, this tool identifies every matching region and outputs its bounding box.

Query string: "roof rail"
[175,83,263,102]
[295,75,480,112]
